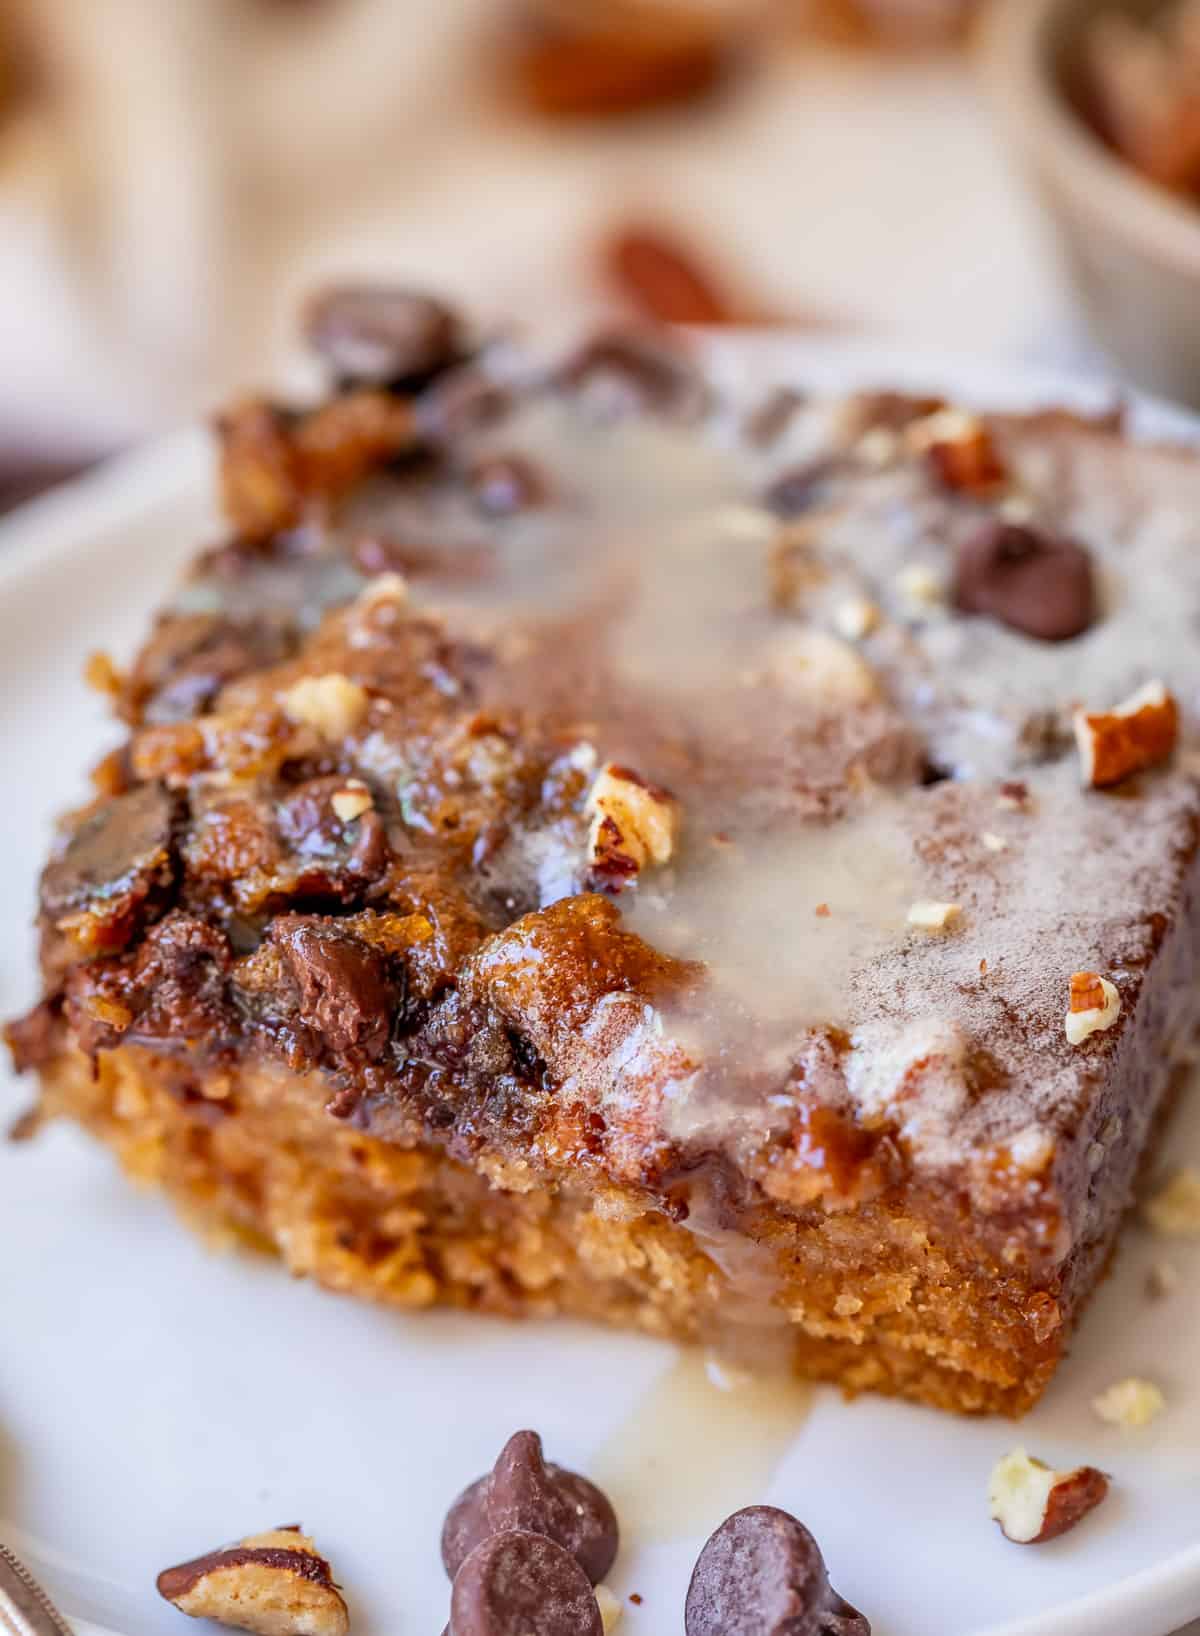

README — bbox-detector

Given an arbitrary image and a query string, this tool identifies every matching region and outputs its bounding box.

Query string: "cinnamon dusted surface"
[11,317,1200,1412]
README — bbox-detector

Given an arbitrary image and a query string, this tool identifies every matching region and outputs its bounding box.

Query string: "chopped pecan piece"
[1073,680,1179,788]
[988,1450,1109,1544]
[586,763,680,890]
[157,1526,349,1636]
[1065,972,1122,1045]
[910,407,1007,494]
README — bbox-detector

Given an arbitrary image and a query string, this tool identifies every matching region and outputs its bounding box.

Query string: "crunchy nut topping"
[768,628,880,704]
[156,1527,349,1636]
[595,1584,623,1633]
[281,674,368,741]
[1092,1377,1165,1429]
[330,781,373,823]
[1144,1166,1200,1237]
[987,1450,1110,1544]
[981,831,1008,853]
[1073,680,1179,789]
[586,763,680,889]
[832,597,880,641]
[1065,973,1122,1046]
[909,407,1007,494]
[906,900,962,933]
[896,562,946,615]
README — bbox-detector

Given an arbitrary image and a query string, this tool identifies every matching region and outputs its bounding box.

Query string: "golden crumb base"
[36,1044,1072,1415]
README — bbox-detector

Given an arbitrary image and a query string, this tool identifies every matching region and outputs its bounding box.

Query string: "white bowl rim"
[978,0,1200,279]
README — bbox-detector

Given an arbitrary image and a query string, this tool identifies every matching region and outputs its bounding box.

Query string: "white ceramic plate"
[2,340,1200,1636]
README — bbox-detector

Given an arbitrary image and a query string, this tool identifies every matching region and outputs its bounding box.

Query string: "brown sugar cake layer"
[9,297,1200,1414]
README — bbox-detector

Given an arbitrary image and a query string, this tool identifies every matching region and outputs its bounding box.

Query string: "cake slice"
[9,293,1200,1414]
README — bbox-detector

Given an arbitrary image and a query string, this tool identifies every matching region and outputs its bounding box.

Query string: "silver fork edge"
[0,1542,74,1636]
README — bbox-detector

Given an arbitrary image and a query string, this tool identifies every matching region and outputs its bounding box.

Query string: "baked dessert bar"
[9,292,1200,1414]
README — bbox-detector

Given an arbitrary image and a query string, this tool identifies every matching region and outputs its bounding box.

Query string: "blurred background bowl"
[983,0,1200,406]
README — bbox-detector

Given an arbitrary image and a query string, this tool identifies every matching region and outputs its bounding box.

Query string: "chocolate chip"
[449,1532,602,1636]
[954,520,1095,642]
[273,916,396,1057]
[764,456,841,518]
[560,332,707,420]
[303,285,461,387]
[41,784,177,945]
[442,1431,618,1586]
[685,1506,869,1636]
[467,456,545,517]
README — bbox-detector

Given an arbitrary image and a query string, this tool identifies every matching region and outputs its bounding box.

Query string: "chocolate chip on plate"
[449,1531,602,1636]
[954,519,1095,642]
[303,286,461,387]
[685,1506,870,1636]
[442,1430,618,1587]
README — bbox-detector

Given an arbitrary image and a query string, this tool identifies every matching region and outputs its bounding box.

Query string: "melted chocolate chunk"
[273,916,397,1058]
[41,784,177,947]
[685,1507,869,1636]
[304,285,461,388]
[442,1430,618,1587]
[467,455,545,518]
[955,520,1095,642]
[125,612,297,726]
[449,1532,602,1636]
